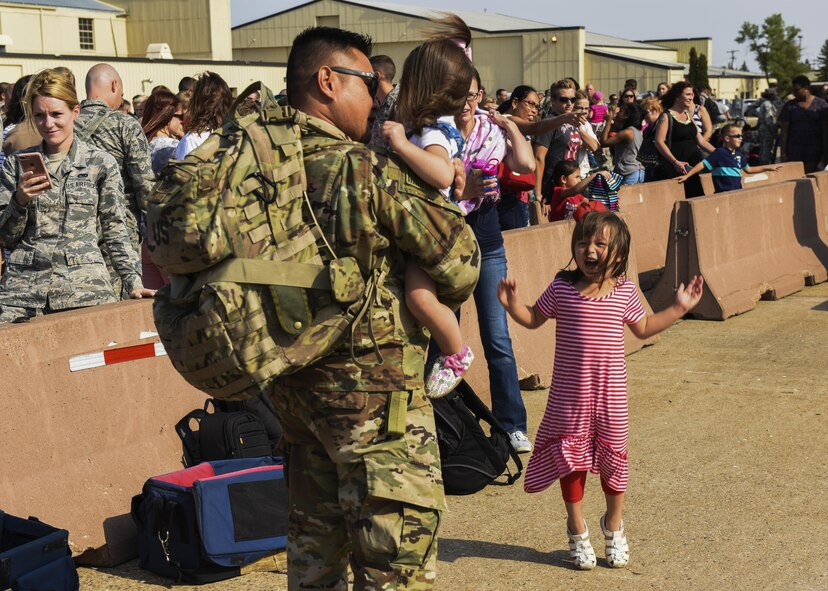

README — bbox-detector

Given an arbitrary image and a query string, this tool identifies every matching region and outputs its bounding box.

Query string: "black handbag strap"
[175,408,207,467]
[454,381,524,483]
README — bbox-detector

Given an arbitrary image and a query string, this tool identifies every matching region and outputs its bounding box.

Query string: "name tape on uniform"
[69,341,167,372]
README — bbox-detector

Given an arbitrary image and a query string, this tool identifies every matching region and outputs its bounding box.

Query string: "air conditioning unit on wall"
[146,43,172,59]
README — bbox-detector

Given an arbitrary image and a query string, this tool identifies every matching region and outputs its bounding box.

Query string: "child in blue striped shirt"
[677,124,780,193]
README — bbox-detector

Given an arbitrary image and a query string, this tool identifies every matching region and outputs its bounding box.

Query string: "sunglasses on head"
[330,66,379,98]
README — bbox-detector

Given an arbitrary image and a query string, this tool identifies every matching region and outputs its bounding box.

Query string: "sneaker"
[600,514,629,568]
[425,346,474,398]
[509,431,532,453]
[568,521,597,570]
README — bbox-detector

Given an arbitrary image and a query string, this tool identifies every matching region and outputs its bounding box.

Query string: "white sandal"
[600,514,629,568]
[567,520,597,570]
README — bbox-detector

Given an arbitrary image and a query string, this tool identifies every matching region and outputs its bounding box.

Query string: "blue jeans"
[427,245,527,433]
[497,196,529,231]
[622,169,645,185]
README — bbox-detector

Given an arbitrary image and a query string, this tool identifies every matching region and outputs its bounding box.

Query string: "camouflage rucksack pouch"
[147,83,379,401]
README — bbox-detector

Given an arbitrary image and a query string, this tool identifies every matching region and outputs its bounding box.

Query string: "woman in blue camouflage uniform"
[0,68,154,323]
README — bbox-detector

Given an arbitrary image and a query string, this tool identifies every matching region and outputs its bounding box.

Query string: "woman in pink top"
[498,212,703,571]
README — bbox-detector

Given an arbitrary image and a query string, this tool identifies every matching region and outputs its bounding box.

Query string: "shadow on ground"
[438,538,570,569]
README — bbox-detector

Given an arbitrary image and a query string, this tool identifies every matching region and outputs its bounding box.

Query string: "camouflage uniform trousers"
[268,385,444,591]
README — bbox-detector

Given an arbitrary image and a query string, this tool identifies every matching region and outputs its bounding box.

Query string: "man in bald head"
[75,63,153,297]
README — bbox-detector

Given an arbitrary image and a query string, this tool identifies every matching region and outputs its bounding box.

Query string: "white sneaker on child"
[425,346,474,398]
[600,514,629,568]
[568,521,597,570]
[509,431,532,453]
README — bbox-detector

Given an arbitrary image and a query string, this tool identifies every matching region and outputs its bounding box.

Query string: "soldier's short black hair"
[369,55,396,83]
[287,27,373,107]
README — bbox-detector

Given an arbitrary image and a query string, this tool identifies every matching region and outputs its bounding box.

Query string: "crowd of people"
[0,66,247,319]
[0,15,826,589]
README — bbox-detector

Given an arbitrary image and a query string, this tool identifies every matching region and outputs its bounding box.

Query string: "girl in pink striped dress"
[498,212,703,570]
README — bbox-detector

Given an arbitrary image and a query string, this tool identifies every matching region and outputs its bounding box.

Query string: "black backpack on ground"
[175,394,282,467]
[432,380,523,495]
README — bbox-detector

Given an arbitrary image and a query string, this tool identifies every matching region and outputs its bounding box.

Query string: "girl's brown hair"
[23,68,79,120]
[557,212,631,285]
[395,39,473,135]
[184,71,232,134]
[141,87,179,141]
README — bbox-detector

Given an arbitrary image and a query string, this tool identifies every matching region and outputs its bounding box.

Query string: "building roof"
[585,32,670,51]
[585,47,684,70]
[699,65,767,79]
[234,0,575,32]
[0,0,122,12]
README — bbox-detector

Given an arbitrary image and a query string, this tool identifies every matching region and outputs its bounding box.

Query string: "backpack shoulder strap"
[77,107,114,141]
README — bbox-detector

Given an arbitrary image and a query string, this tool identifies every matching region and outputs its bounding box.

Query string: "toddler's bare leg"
[405,259,463,354]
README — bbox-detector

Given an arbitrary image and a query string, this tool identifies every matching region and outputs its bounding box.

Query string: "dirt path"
[80,283,828,590]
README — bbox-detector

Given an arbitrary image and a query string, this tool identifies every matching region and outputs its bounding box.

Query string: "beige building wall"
[709,76,769,100]
[105,0,232,60]
[0,55,285,104]
[231,0,585,96]
[585,51,683,95]
[0,3,126,56]
[643,38,713,64]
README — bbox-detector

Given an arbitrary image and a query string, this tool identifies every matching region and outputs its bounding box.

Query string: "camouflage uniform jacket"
[279,113,480,392]
[74,99,154,230]
[0,139,143,309]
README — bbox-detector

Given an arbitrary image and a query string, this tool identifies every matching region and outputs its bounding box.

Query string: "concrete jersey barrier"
[649,178,828,320]
[461,216,657,401]
[617,179,687,292]
[699,161,805,196]
[0,300,207,566]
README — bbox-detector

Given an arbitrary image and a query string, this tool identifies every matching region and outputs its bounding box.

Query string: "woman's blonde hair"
[641,96,663,115]
[23,68,79,120]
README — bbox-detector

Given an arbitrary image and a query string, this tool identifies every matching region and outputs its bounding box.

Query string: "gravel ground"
[80,283,828,590]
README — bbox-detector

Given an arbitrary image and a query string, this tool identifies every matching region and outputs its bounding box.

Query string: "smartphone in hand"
[17,152,53,190]
[683,164,693,173]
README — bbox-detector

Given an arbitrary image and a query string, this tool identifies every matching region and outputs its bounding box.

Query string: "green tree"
[688,46,699,86]
[740,61,749,72]
[736,13,807,94]
[697,53,710,89]
[816,39,828,81]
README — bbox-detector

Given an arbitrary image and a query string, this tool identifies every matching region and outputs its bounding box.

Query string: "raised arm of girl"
[628,276,704,339]
[498,277,547,329]
[382,120,455,190]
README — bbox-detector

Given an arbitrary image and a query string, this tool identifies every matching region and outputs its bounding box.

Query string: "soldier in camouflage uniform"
[75,63,154,295]
[272,28,480,590]
[0,68,153,323]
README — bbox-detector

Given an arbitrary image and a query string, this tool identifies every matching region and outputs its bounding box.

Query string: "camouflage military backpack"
[147,83,375,401]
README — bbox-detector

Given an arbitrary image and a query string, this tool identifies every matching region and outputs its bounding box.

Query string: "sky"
[230,0,825,72]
